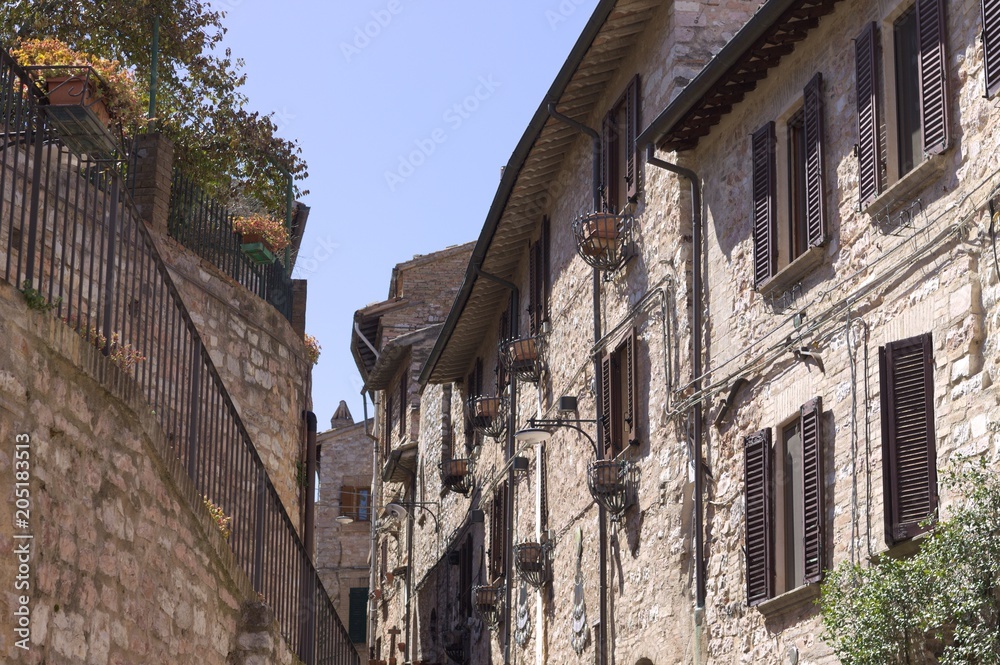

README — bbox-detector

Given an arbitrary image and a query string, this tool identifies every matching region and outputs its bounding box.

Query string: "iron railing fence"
[0,45,356,665]
[165,172,293,322]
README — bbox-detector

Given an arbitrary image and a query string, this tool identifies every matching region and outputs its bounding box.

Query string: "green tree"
[0,0,307,214]
[821,459,1000,664]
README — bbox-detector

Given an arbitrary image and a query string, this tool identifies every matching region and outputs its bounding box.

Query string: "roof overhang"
[419,0,660,386]
[350,298,408,385]
[382,441,418,484]
[637,0,842,152]
[364,325,442,391]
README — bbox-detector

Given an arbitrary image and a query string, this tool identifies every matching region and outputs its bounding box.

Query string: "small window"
[744,398,824,606]
[855,0,949,207]
[341,486,371,522]
[348,587,368,643]
[879,332,937,545]
[601,76,640,213]
[601,328,638,458]
[489,482,508,581]
[752,74,826,291]
[528,218,550,336]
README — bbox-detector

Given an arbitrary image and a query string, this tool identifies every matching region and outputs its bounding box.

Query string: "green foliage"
[1,0,307,215]
[20,280,61,312]
[821,459,1000,664]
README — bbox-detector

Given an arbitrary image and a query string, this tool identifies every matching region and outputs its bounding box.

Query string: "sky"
[214,0,602,428]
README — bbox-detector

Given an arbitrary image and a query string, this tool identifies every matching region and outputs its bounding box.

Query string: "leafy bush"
[821,459,1000,664]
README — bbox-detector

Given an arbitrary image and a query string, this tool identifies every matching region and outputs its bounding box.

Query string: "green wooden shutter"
[879,333,937,546]
[745,429,774,606]
[751,122,777,288]
[349,587,368,643]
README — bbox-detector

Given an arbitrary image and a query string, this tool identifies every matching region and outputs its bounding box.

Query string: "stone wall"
[0,279,298,664]
[688,0,1000,661]
[315,409,373,662]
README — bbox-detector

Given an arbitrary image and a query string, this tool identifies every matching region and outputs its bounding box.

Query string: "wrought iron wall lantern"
[465,394,508,440]
[439,457,475,495]
[383,500,440,532]
[500,334,544,383]
[472,583,505,630]
[513,541,553,589]
[572,211,635,273]
[515,416,637,519]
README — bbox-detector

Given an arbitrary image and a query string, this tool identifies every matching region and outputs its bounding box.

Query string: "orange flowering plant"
[232,213,290,252]
[304,333,321,365]
[12,38,146,129]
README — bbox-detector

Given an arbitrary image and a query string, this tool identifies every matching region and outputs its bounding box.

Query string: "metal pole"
[148,15,160,129]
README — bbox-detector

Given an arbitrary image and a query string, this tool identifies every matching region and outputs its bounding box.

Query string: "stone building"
[0,45,356,663]
[391,0,1000,664]
[315,401,375,662]
[349,243,474,665]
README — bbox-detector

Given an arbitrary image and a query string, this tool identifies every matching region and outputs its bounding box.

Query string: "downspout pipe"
[547,106,608,665]
[645,144,706,610]
[362,390,379,662]
[474,266,518,665]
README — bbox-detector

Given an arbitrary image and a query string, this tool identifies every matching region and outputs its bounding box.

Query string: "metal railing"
[166,171,293,321]
[0,45,356,665]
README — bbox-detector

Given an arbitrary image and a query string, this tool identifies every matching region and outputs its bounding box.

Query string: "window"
[752,73,826,291]
[464,358,484,452]
[341,486,371,522]
[879,332,937,546]
[348,587,368,643]
[601,75,640,213]
[855,0,948,208]
[489,481,508,581]
[459,534,473,618]
[528,217,550,336]
[383,393,394,457]
[601,328,638,458]
[398,371,408,437]
[744,398,824,606]
[986,0,1000,97]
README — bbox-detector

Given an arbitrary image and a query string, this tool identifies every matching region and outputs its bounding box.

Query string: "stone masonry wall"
[687,0,1000,662]
[0,279,298,664]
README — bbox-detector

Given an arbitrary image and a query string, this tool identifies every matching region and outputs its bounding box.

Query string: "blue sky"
[216,0,600,427]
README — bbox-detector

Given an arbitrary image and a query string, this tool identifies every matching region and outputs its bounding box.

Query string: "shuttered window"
[601,328,638,458]
[398,371,408,436]
[528,217,550,335]
[986,0,1000,97]
[489,481,508,580]
[745,398,825,606]
[803,74,826,249]
[879,333,937,546]
[917,0,949,155]
[744,429,774,606]
[348,587,368,643]
[751,122,777,288]
[601,75,641,213]
[855,22,883,208]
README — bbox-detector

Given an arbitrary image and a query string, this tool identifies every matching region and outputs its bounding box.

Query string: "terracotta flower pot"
[474,396,500,418]
[581,215,620,255]
[45,75,111,127]
[508,337,538,362]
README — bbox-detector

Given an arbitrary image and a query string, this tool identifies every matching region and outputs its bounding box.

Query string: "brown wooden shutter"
[985,0,1000,97]
[917,0,949,155]
[601,352,614,457]
[528,240,539,335]
[624,328,638,445]
[497,308,509,390]
[800,398,824,583]
[879,333,938,546]
[744,429,774,606]
[541,216,550,325]
[601,111,614,212]
[803,73,826,248]
[490,482,507,580]
[855,22,883,208]
[751,122,777,289]
[399,372,408,436]
[625,75,640,203]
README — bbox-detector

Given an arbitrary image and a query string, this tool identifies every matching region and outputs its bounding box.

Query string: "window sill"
[755,582,821,618]
[863,154,947,218]
[757,245,825,299]
[872,532,930,562]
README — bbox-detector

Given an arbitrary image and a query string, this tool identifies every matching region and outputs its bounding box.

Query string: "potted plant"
[303,333,321,365]
[11,38,145,129]
[232,213,290,265]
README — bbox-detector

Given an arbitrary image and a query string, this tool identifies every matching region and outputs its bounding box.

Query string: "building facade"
[387,0,1000,664]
